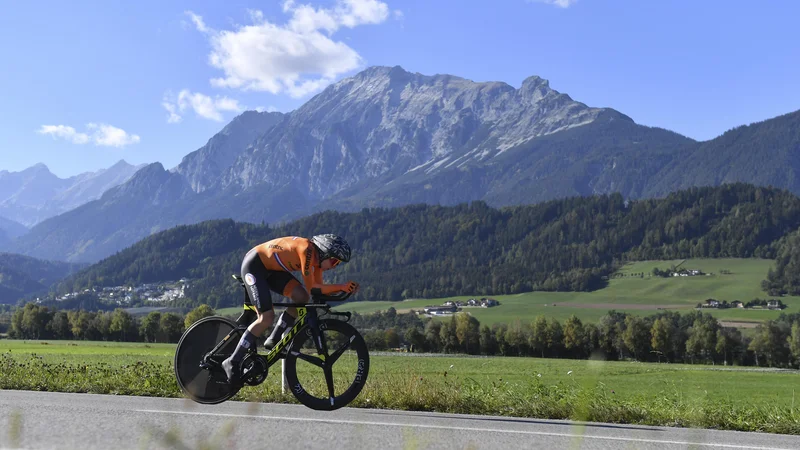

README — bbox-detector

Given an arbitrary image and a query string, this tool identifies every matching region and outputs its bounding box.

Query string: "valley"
[329,258,798,326]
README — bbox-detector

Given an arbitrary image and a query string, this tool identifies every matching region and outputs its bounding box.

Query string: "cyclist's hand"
[343,281,359,294]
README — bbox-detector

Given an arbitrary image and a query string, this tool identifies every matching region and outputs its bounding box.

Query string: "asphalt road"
[1,390,799,450]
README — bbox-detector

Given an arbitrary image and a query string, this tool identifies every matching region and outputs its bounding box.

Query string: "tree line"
[353,308,800,368]
[3,303,215,343]
[39,183,800,308]
[5,301,800,368]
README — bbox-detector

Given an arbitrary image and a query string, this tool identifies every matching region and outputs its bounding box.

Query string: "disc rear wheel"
[174,316,241,404]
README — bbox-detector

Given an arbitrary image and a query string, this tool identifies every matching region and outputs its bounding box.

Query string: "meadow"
[1,339,798,434]
[325,258,799,326]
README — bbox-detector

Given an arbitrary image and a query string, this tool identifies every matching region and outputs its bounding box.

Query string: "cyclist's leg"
[264,271,308,348]
[284,281,310,319]
[222,250,275,382]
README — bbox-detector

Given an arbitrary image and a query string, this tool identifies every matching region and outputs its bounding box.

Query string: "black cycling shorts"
[241,249,301,313]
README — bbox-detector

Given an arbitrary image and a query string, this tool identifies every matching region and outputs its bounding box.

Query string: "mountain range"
[49,183,800,307]
[0,160,144,227]
[3,65,800,263]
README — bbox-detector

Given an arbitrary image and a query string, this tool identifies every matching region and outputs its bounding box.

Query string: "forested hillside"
[762,228,800,296]
[0,216,27,246]
[49,183,800,309]
[0,253,84,304]
[645,109,800,197]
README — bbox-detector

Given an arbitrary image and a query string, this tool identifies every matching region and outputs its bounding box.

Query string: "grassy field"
[1,339,799,434]
[329,258,799,326]
[216,306,249,317]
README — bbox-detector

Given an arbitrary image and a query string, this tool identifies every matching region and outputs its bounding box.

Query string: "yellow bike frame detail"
[265,307,308,364]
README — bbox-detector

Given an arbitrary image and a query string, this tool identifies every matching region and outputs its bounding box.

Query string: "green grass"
[215,306,247,317]
[332,258,800,326]
[1,340,799,434]
[1,339,175,356]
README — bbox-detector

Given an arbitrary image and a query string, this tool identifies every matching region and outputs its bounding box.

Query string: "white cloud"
[246,9,265,23]
[334,0,390,28]
[186,0,394,98]
[287,3,340,34]
[37,125,90,144]
[162,101,182,123]
[37,123,140,147]
[86,123,141,147]
[185,11,211,33]
[527,0,578,7]
[162,89,244,123]
[255,106,279,113]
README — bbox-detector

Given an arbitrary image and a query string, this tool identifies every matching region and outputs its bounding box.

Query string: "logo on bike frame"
[266,308,308,363]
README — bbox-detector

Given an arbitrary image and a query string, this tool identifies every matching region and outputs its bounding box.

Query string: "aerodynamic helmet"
[311,234,351,263]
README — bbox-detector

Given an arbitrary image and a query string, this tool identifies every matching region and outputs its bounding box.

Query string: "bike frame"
[200,275,351,376]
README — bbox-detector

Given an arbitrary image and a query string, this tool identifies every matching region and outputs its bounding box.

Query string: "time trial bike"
[173,274,369,411]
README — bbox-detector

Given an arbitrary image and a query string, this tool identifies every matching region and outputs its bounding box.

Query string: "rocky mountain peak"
[518,75,553,101]
[354,65,406,79]
[12,163,57,180]
[135,161,165,177]
[220,110,285,135]
[216,65,621,200]
[109,162,167,195]
[109,159,133,169]
[520,74,548,88]
[173,110,286,193]
[0,159,142,227]
[103,161,194,208]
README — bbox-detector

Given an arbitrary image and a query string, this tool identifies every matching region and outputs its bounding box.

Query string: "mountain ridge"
[173,110,285,193]
[215,65,624,197]
[0,159,145,227]
[643,109,800,197]
[5,65,800,263]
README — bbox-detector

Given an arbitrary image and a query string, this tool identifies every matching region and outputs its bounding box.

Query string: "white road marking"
[134,409,796,449]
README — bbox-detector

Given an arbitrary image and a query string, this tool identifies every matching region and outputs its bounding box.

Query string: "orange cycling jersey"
[252,236,349,295]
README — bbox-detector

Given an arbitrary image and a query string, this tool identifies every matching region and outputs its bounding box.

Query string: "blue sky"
[1,0,798,178]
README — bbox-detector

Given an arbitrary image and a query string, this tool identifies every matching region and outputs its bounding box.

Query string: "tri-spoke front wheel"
[284,319,370,411]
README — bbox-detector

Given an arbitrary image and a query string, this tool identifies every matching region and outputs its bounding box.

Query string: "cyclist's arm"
[298,243,349,295]
[298,243,317,295]
[311,264,354,295]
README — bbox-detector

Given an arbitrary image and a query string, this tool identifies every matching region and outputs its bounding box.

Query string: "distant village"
[50,279,189,305]
[698,298,786,310]
[651,267,708,278]
[422,297,500,316]
[609,268,708,280]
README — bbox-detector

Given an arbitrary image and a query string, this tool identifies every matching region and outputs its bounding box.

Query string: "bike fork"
[307,311,336,405]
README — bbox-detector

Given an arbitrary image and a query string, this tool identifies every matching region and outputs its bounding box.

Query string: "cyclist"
[222,234,359,384]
